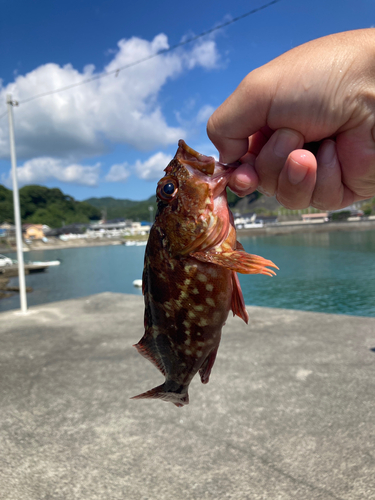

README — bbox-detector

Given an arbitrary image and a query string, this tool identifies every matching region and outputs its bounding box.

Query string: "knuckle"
[311,193,343,211]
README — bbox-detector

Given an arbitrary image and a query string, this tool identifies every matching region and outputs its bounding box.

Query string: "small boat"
[132,279,143,288]
[8,259,61,273]
[29,260,60,267]
[125,240,147,246]
[0,254,13,267]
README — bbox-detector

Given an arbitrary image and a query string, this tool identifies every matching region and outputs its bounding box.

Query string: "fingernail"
[318,140,336,166]
[287,160,308,185]
[233,178,254,192]
[233,170,255,192]
[273,130,301,158]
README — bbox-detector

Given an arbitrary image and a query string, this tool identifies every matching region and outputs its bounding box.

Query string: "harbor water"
[1,230,375,317]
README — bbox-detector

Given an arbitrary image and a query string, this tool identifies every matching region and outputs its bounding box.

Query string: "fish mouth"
[176,140,217,175]
[176,139,239,195]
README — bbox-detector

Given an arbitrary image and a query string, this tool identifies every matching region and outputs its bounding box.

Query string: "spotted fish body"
[132,141,277,407]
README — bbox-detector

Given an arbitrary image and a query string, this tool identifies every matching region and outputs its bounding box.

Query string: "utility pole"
[148,205,154,224]
[7,94,27,313]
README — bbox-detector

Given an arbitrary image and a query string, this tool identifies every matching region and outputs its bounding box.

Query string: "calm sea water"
[1,230,374,317]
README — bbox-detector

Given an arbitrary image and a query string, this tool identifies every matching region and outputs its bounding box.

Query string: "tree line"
[0,184,101,228]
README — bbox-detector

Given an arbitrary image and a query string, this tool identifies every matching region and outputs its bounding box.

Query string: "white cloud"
[196,104,215,123]
[134,151,173,181]
[105,163,130,182]
[0,33,221,160]
[185,40,220,70]
[3,157,100,187]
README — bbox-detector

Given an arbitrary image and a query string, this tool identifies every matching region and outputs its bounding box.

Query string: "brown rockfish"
[132,140,277,407]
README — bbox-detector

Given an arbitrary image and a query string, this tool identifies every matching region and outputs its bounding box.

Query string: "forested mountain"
[0,185,101,227]
[85,195,158,222]
[3,183,372,229]
[0,185,246,229]
[85,190,248,222]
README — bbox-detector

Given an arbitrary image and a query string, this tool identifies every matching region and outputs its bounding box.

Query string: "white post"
[6,93,27,313]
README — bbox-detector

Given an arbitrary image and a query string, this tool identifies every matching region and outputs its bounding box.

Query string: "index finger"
[207,71,271,163]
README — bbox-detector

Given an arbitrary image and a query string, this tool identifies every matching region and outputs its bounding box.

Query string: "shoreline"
[0,238,130,254]
[236,218,375,237]
[0,219,374,253]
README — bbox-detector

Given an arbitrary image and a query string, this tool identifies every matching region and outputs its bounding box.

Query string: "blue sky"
[0,0,374,202]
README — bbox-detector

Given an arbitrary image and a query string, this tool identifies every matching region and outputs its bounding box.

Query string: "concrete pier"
[1,293,374,500]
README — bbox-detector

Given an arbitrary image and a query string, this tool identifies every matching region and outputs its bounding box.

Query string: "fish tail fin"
[131,383,189,408]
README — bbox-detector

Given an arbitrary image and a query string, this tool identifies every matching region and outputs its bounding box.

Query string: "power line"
[13,0,280,106]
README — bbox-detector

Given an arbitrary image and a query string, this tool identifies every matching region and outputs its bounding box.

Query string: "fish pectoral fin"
[199,347,219,385]
[192,250,278,276]
[231,271,249,324]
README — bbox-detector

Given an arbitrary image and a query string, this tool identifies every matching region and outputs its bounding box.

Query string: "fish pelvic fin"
[192,249,278,277]
[231,271,249,324]
[131,383,189,408]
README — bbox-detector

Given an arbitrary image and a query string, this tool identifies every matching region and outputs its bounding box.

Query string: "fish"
[132,140,278,407]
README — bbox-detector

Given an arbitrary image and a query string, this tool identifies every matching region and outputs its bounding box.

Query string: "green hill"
[85,190,256,222]
[4,183,371,231]
[85,195,158,222]
[0,184,101,228]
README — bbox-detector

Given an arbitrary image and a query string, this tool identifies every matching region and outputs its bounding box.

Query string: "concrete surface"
[1,292,374,500]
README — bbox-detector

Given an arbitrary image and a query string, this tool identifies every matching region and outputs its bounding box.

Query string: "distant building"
[0,222,15,238]
[256,215,278,225]
[234,213,265,229]
[301,213,328,223]
[23,224,45,240]
[89,221,151,234]
[44,223,87,237]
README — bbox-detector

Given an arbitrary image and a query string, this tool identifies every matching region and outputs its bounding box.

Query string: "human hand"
[207,29,375,210]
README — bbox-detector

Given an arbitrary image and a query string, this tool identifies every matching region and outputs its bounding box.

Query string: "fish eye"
[157,177,178,201]
[163,182,175,195]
